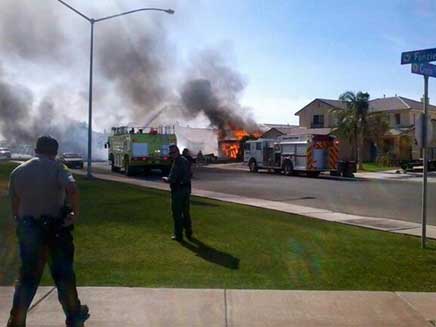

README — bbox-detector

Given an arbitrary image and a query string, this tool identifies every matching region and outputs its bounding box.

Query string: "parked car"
[60,153,84,169]
[0,147,11,160]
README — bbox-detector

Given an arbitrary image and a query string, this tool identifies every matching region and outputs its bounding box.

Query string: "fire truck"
[106,126,176,176]
[244,134,342,177]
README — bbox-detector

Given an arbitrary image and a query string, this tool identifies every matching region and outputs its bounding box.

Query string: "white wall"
[175,125,219,156]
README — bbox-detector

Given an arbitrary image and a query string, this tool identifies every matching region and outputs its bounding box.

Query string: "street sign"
[401,48,436,65]
[401,48,436,249]
[412,63,436,77]
[415,113,433,148]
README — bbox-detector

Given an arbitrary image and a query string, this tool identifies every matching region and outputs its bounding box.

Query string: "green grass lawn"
[360,162,399,173]
[1,161,436,291]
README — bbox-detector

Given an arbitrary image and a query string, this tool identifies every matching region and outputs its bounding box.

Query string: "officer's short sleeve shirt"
[57,161,76,187]
[9,156,76,218]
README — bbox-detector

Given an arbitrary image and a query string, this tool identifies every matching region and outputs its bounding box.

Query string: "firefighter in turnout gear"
[163,144,193,241]
[7,136,89,327]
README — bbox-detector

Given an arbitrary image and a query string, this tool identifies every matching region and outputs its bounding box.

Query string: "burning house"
[181,79,261,161]
[218,133,243,160]
[0,1,262,159]
[218,128,261,160]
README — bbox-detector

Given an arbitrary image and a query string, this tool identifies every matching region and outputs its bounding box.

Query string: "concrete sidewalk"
[355,170,436,183]
[75,170,436,240]
[1,287,435,326]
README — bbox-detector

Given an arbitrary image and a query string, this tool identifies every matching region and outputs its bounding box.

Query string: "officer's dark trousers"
[171,187,192,239]
[8,218,81,327]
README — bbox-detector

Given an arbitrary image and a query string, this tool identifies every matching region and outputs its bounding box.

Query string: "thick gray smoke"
[181,50,258,138]
[0,1,258,155]
[0,71,104,157]
[0,0,174,153]
[0,68,34,145]
[0,0,69,63]
[0,0,96,156]
[96,22,171,121]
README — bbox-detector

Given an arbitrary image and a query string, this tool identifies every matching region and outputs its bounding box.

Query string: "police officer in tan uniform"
[7,136,89,327]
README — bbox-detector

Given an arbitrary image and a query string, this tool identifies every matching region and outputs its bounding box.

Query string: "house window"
[312,115,325,128]
[395,113,401,125]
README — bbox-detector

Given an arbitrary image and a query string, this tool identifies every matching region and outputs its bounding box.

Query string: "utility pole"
[57,1,174,179]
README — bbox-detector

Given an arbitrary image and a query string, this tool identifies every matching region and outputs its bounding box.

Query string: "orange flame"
[232,129,249,140]
[221,143,240,159]
[219,126,262,160]
[232,129,262,140]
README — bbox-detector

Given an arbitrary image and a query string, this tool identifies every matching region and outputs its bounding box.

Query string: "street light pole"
[56,1,174,179]
[87,19,95,179]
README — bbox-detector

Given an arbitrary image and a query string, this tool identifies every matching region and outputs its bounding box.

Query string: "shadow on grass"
[190,200,220,208]
[181,237,240,270]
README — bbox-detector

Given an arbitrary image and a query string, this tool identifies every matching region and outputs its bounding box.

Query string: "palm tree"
[334,91,370,170]
[333,91,389,170]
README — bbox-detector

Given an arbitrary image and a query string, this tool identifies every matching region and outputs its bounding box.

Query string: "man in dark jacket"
[163,145,193,241]
[182,148,195,179]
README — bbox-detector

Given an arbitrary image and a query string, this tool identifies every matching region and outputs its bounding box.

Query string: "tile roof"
[317,98,348,110]
[262,124,298,129]
[261,127,301,138]
[295,98,347,115]
[296,96,436,116]
[261,124,298,133]
[368,96,436,112]
[276,127,300,134]
[283,127,332,136]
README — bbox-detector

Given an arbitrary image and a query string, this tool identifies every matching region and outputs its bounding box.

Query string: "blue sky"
[168,0,436,124]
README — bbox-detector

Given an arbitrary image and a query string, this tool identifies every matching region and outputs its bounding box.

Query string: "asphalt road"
[91,163,436,225]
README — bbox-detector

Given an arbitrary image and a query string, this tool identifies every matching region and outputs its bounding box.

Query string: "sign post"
[401,48,436,248]
[415,113,433,148]
[422,75,429,248]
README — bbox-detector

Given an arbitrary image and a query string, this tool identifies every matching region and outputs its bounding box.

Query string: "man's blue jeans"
[7,217,81,327]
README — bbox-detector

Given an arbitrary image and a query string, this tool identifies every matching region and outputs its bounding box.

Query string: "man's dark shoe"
[185,232,193,240]
[171,235,183,241]
[66,305,90,327]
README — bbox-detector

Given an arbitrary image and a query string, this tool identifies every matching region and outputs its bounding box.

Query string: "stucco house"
[294,96,436,162]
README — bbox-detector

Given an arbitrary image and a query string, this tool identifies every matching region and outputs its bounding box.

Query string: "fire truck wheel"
[124,159,135,176]
[249,160,258,173]
[283,161,293,176]
[110,160,119,172]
